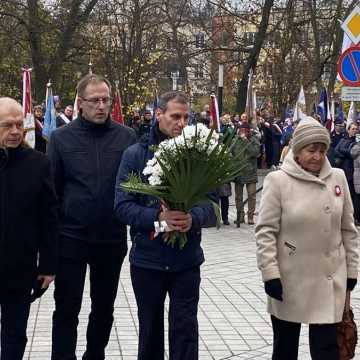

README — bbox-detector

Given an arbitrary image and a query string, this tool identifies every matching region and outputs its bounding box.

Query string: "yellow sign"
[342,6,360,44]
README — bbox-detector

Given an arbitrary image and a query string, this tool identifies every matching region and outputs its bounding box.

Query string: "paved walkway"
[25,178,360,359]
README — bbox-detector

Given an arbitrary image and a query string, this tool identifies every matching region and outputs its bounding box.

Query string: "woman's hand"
[264,278,283,301]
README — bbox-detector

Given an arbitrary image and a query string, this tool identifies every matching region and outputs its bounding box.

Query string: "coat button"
[327,275,333,280]
[324,206,331,214]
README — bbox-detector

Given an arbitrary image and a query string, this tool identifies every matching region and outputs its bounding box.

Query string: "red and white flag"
[111,88,124,124]
[22,67,35,148]
[210,94,220,132]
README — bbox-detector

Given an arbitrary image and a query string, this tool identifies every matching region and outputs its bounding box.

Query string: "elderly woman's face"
[296,143,327,173]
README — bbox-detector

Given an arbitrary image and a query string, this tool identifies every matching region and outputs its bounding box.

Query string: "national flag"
[111,88,124,124]
[336,101,345,122]
[341,33,354,55]
[252,89,257,123]
[22,67,35,148]
[347,101,357,128]
[330,99,335,132]
[210,94,220,132]
[42,82,57,140]
[325,98,335,132]
[317,88,328,124]
[246,68,255,120]
[293,86,307,122]
[72,92,79,120]
[151,96,158,126]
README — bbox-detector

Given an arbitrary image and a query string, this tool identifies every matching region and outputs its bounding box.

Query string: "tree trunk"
[27,0,48,101]
[236,0,274,113]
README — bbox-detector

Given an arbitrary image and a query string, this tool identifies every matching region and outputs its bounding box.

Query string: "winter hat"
[292,116,330,154]
[239,122,250,129]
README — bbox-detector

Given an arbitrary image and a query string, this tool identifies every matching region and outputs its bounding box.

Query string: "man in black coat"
[56,105,73,128]
[48,74,136,360]
[0,97,58,360]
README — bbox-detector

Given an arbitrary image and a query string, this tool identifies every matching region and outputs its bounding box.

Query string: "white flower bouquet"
[121,123,246,248]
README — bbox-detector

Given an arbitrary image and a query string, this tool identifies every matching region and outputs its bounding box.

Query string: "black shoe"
[223,220,230,225]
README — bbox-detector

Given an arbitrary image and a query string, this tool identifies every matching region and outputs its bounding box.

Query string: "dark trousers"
[131,265,201,360]
[271,315,339,360]
[0,301,31,360]
[220,196,229,222]
[349,180,360,222]
[51,241,126,360]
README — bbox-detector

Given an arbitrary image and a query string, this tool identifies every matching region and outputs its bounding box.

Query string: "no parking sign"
[338,46,360,86]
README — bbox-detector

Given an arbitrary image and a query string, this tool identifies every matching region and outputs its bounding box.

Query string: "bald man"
[0,97,58,360]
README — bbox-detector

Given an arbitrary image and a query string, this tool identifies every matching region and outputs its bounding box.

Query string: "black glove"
[29,279,48,303]
[264,278,283,301]
[347,278,357,291]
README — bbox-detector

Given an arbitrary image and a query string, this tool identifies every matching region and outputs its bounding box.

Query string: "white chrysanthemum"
[183,125,196,139]
[148,174,162,186]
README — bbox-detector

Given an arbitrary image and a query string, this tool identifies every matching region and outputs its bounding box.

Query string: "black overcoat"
[0,145,58,301]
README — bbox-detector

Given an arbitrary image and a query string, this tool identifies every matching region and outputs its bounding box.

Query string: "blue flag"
[42,86,57,140]
[151,96,158,126]
[317,88,328,124]
[336,101,345,122]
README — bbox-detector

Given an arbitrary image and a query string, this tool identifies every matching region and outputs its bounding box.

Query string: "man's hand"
[159,210,192,232]
[37,275,55,289]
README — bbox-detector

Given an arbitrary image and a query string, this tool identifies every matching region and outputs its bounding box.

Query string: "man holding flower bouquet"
[114,92,218,360]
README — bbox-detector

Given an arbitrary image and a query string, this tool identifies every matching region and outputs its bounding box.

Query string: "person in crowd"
[279,119,299,166]
[56,105,73,128]
[138,110,152,138]
[327,119,345,166]
[219,114,235,225]
[260,112,274,168]
[334,122,359,224]
[114,91,217,360]
[199,110,210,127]
[220,113,234,135]
[280,118,294,147]
[351,137,360,227]
[239,112,249,127]
[270,118,283,168]
[0,97,58,360]
[128,111,141,137]
[54,96,62,116]
[48,74,136,360]
[255,114,266,168]
[33,105,47,153]
[232,113,240,128]
[256,117,358,360]
[233,122,260,226]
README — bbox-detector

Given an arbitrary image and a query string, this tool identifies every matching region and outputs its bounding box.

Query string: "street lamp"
[322,63,331,88]
[218,63,224,116]
[171,70,180,91]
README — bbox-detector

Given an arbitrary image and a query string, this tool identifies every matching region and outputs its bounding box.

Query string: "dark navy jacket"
[114,125,217,272]
[334,136,356,182]
[48,115,136,249]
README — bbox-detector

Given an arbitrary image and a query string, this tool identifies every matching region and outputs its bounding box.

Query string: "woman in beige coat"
[255,117,359,360]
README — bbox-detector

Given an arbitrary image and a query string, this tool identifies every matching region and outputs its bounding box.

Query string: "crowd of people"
[0,73,359,360]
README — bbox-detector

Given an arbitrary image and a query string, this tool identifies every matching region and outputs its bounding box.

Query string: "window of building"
[195,33,205,48]
[194,64,204,78]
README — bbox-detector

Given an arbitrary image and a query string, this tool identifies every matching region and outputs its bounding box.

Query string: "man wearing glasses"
[48,74,136,360]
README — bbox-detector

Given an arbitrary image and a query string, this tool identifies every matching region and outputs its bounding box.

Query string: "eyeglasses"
[81,97,112,106]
